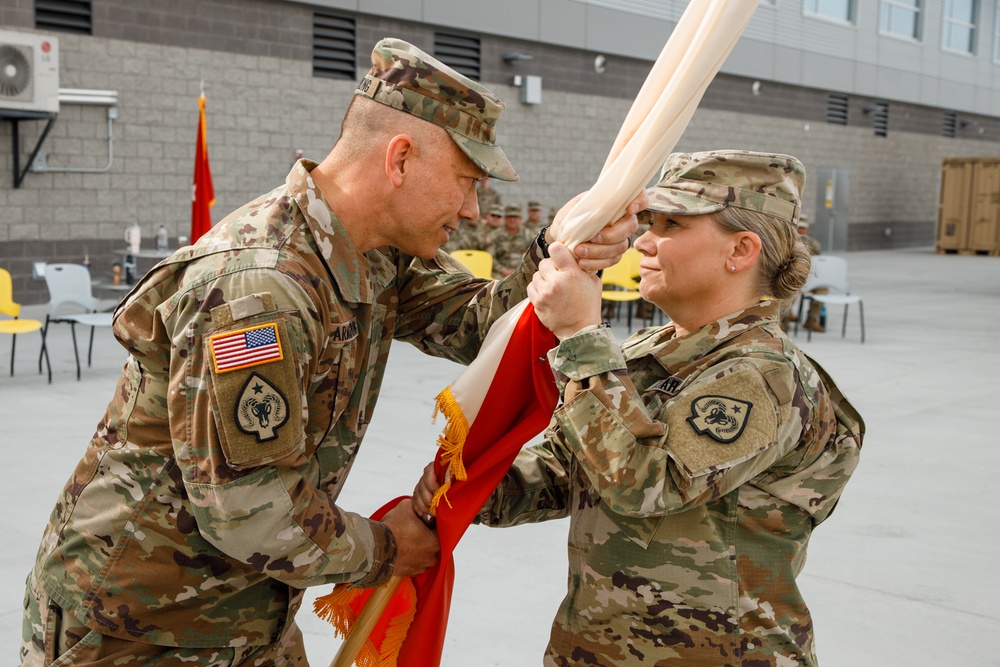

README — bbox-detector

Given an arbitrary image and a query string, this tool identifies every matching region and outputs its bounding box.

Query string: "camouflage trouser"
[21,575,309,666]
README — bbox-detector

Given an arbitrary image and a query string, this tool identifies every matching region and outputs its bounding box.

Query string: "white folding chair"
[39,263,115,382]
[795,256,865,343]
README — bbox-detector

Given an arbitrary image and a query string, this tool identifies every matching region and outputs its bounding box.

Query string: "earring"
[730,265,736,271]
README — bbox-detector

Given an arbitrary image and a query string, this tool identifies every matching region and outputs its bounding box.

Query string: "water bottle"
[156,225,169,252]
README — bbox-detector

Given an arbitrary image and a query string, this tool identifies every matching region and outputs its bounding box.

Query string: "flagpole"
[329,576,404,667]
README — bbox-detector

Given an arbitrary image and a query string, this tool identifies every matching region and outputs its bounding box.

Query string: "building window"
[826,93,849,125]
[881,0,921,39]
[942,0,978,53]
[434,32,481,80]
[804,0,853,22]
[313,11,356,81]
[994,0,1000,60]
[35,0,92,35]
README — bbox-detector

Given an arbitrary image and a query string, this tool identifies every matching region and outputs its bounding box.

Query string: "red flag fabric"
[315,303,558,666]
[191,94,215,244]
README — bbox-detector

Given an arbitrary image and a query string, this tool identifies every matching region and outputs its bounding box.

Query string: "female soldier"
[415,150,864,666]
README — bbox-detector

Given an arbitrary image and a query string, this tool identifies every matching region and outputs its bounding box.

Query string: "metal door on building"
[813,166,851,253]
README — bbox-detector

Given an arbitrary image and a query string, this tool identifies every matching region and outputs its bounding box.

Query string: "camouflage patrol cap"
[356,38,518,182]
[488,206,504,216]
[797,213,810,228]
[645,150,805,226]
[504,203,523,216]
[527,200,543,211]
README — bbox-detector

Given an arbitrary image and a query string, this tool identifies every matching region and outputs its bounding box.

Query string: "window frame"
[879,0,923,41]
[803,0,855,25]
[941,0,979,55]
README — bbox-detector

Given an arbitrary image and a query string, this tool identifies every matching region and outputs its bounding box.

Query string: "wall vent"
[942,112,957,138]
[872,101,889,137]
[313,11,356,80]
[825,93,849,125]
[35,0,91,36]
[434,32,481,80]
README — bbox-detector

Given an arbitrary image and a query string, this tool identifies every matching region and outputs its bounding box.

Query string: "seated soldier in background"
[490,203,535,278]
[783,213,825,332]
[523,200,546,236]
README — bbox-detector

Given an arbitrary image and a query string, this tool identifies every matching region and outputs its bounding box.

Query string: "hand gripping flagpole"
[319,2,760,665]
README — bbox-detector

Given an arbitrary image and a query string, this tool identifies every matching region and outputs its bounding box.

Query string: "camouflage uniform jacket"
[480,300,864,666]
[30,161,541,648]
[442,219,488,253]
[489,226,536,278]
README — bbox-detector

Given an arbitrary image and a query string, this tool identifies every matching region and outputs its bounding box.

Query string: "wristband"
[537,225,551,258]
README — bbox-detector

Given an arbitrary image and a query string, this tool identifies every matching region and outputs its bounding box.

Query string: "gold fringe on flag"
[429,386,471,514]
[314,579,417,667]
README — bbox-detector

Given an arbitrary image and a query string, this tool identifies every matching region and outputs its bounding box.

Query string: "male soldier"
[480,204,504,248]
[442,215,483,253]
[523,199,546,236]
[476,176,502,219]
[490,203,535,279]
[21,38,640,665]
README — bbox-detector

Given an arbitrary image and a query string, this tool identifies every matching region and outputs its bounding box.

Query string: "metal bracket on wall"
[0,109,58,188]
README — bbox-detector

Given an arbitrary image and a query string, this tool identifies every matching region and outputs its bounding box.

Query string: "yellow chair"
[449,249,494,280]
[0,267,48,377]
[601,253,643,329]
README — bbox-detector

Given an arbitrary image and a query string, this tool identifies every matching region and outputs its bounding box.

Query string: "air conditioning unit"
[0,29,59,114]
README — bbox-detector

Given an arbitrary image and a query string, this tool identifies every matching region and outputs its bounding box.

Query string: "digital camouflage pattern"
[355,38,518,182]
[480,300,864,666]
[489,226,536,279]
[23,160,543,659]
[645,150,805,226]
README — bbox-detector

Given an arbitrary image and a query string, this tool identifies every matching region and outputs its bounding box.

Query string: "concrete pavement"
[2,247,998,666]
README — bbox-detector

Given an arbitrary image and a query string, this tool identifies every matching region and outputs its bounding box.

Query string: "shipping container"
[968,159,1000,254]
[937,158,975,252]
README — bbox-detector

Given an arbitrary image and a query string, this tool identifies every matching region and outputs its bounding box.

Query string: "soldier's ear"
[384,133,417,187]
[727,231,762,272]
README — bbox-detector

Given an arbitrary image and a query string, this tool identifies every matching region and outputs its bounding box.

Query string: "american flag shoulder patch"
[210,322,284,374]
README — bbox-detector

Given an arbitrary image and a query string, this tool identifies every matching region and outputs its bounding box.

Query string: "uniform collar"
[623,299,782,372]
[286,160,394,304]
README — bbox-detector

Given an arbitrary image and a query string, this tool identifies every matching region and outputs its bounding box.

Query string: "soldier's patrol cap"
[488,206,504,216]
[527,200,543,211]
[797,213,811,228]
[355,38,518,182]
[644,150,805,227]
[504,203,523,216]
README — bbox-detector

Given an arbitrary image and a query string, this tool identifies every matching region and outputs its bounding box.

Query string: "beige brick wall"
[3,33,999,300]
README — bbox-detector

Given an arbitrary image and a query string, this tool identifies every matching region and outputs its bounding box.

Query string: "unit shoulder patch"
[687,395,752,444]
[206,317,302,469]
[235,372,289,442]
[663,365,778,478]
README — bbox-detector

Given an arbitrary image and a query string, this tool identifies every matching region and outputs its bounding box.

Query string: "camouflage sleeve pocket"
[663,364,779,486]
[204,294,304,470]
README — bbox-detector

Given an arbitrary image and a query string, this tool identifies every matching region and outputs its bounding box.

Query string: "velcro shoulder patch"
[663,365,778,478]
[207,314,302,469]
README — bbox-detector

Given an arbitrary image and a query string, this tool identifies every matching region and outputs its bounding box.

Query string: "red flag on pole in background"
[191,93,214,244]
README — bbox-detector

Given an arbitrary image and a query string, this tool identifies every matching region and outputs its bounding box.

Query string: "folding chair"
[601,250,645,330]
[0,267,49,377]
[795,256,865,343]
[449,249,494,280]
[39,263,115,382]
